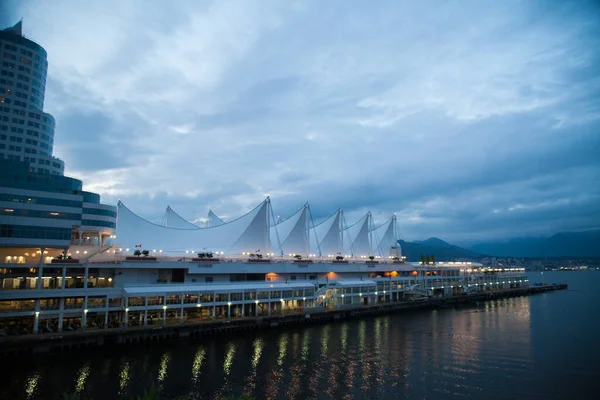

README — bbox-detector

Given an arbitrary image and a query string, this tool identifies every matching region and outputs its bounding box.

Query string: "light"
[186,251,189,254]
[375,291,378,295]
[227,302,232,306]
[126,248,129,251]
[255,300,259,304]
[4,209,14,212]
[125,308,129,312]
[49,212,59,216]
[196,304,201,307]
[383,290,386,294]
[341,294,345,298]
[108,277,112,282]
[84,309,88,313]
[280,299,284,302]
[302,297,306,301]
[162,306,167,310]
[359,293,362,296]
[35,311,40,316]
[159,250,162,253]
[153,250,156,253]
[83,251,88,254]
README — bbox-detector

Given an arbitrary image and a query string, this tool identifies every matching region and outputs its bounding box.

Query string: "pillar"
[212,304,216,320]
[61,266,67,289]
[84,263,89,289]
[241,300,245,318]
[82,295,88,330]
[36,248,45,290]
[255,302,259,317]
[104,296,109,330]
[33,300,40,334]
[58,298,65,331]
[180,294,185,324]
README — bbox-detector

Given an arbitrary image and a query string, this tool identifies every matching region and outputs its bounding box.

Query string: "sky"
[2,0,599,244]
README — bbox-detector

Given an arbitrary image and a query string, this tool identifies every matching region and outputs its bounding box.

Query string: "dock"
[0,284,567,356]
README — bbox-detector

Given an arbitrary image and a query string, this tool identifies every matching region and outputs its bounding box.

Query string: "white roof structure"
[310,209,343,256]
[371,214,399,257]
[162,206,200,229]
[344,212,372,257]
[270,203,310,256]
[116,199,271,254]
[207,210,225,227]
[117,198,401,258]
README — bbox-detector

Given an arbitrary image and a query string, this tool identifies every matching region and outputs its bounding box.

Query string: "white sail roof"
[162,206,200,229]
[310,209,343,256]
[207,210,225,227]
[371,215,398,257]
[116,199,270,254]
[270,204,309,256]
[344,212,372,256]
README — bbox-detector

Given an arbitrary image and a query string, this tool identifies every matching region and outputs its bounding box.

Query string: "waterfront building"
[0,23,529,337]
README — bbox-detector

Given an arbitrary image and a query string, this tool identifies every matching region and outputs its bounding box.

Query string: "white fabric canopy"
[207,210,225,227]
[371,215,398,257]
[162,206,200,229]
[344,212,372,256]
[116,199,270,254]
[310,209,343,256]
[270,204,310,256]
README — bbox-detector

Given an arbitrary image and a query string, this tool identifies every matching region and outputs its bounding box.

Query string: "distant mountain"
[398,237,485,261]
[469,229,600,257]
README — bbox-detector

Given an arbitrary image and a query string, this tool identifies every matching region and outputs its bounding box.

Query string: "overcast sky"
[2,0,599,244]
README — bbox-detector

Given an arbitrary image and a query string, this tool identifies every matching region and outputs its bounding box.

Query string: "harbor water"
[3,271,599,399]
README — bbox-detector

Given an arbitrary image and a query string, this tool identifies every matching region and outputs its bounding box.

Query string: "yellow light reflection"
[75,363,90,393]
[191,347,206,384]
[25,372,40,400]
[119,361,130,394]
[278,333,289,366]
[158,353,170,383]
[223,343,236,376]
[251,338,264,370]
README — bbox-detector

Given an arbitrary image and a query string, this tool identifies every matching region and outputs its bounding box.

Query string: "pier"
[0,283,567,356]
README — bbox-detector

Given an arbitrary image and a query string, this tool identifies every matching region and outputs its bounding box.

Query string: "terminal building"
[0,22,528,337]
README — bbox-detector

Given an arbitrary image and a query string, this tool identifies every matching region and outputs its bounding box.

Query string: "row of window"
[82,208,117,218]
[0,224,71,240]
[0,194,82,208]
[3,43,47,62]
[1,60,32,72]
[0,70,45,92]
[0,145,38,154]
[0,98,30,108]
[0,79,45,102]
[81,219,116,229]
[0,126,53,141]
[0,208,81,220]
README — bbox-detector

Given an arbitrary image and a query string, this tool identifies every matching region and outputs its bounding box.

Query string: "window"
[205,277,213,283]
[309,275,316,280]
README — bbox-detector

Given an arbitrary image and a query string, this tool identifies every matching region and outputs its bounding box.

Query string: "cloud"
[5,0,600,241]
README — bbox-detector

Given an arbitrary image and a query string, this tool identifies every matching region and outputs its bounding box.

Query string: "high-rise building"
[0,21,63,175]
[0,21,116,251]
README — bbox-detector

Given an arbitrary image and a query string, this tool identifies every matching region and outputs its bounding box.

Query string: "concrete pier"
[0,284,567,356]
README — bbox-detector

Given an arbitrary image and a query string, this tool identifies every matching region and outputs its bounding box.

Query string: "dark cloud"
[8,0,600,242]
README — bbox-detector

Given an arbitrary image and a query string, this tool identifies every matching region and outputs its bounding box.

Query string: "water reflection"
[25,372,39,400]
[118,359,130,396]
[191,347,205,384]
[13,288,591,400]
[157,352,170,384]
[75,362,90,393]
